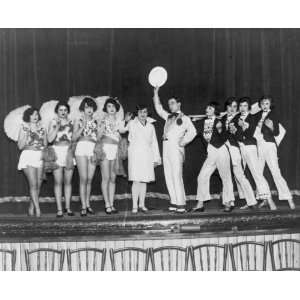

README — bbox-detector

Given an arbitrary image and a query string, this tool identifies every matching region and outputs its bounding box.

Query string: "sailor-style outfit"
[75,118,98,157]
[221,113,257,206]
[196,117,235,205]
[254,110,292,200]
[18,123,46,170]
[154,104,196,208]
[51,119,73,167]
[126,117,161,182]
[234,112,271,200]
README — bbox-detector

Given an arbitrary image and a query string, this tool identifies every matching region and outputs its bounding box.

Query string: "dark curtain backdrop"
[1,28,300,198]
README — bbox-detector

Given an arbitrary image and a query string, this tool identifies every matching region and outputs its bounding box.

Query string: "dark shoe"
[80,208,87,217]
[138,207,149,214]
[86,207,95,215]
[223,206,234,212]
[105,207,112,215]
[67,210,74,216]
[111,207,118,214]
[189,207,205,213]
[176,207,187,213]
[56,210,64,218]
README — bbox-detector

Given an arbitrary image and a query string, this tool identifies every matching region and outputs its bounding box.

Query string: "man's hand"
[153,86,160,95]
[264,118,274,131]
[229,123,237,134]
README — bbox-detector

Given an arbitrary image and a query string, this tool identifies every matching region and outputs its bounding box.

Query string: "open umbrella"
[39,100,59,129]
[4,105,31,142]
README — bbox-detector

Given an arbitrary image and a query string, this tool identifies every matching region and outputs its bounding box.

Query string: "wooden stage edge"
[0,206,300,242]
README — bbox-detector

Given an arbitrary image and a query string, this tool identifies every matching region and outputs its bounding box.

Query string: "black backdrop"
[1,28,300,198]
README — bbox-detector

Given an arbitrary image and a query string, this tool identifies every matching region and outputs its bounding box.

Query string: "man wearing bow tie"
[232,97,277,210]
[153,86,197,213]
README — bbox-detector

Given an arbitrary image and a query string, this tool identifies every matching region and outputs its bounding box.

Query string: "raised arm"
[153,86,169,121]
[72,118,84,142]
[17,124,29,150]
[179,117,197,146]
[47,119,59,143]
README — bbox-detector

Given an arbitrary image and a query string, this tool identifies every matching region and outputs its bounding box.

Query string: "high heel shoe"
[80,208,87,217]
[138,207,148,213]
[28,204,34,217]
[56,210,63,218]
[288,198,296,210]
[35,208,41,218]
[132,208,138,214]
[111,207,118,214]
[86,206,95,215]
[105,207,112,215]
[65,209,74,216]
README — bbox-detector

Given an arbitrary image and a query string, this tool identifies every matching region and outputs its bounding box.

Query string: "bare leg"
[139,182,147,209]
[86,159,96,209]
[53,167,63,214]
[64,168,74,212]
[36,167,44,217]
[109,160,117,209]
[23,167,40,217]
[76,156,88,209]
[100,160,111,210]
[131,181,140,212]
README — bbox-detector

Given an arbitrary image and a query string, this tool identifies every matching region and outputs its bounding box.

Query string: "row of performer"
[14,87,295,217]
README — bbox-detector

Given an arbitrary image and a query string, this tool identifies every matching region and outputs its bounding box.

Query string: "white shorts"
[53,145,71,167]
[103,143,118,161]
[75,140,95,157]
[18,150,43,170]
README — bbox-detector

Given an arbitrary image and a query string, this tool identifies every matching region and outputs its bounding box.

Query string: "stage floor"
[0,197,300,241]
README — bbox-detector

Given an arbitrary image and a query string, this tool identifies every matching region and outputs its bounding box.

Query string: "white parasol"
[39,100,59,129]
[4,105,31,142]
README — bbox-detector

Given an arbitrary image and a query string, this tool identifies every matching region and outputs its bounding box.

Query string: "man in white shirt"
[153,86,197,213]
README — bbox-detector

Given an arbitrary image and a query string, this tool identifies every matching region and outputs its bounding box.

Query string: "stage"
[0,197,299,241]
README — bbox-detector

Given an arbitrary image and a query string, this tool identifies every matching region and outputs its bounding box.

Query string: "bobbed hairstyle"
[224,97,238,111]
[259,95,275,109]
[54,101,70,114]
[103,97,120,113]
[206,101,221,116]
[239,97,252,108]
[23,107,41,123]
[79,97,97,112]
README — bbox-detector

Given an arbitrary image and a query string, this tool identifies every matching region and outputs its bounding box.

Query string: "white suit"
[154,101,196,207]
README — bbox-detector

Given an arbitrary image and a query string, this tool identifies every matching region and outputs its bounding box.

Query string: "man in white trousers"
[192,102,235,212]
[233,97,277,210]
[153,86,196,213]
[221,97,257,210]
[254,96,295,209]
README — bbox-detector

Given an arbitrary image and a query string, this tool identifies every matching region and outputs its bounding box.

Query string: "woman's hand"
[125,112,133,122]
